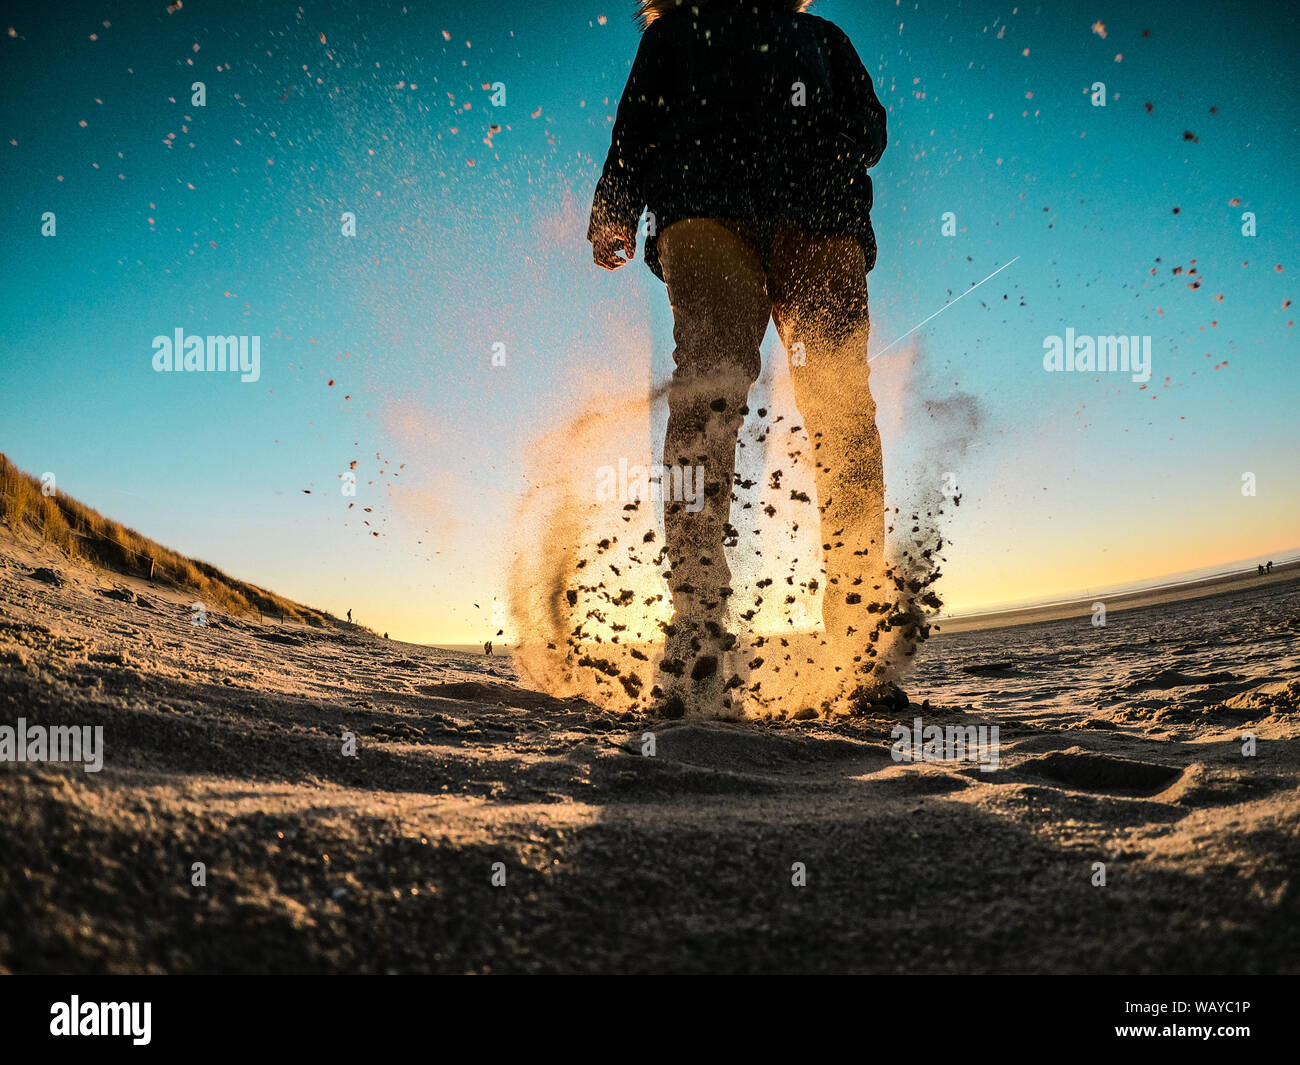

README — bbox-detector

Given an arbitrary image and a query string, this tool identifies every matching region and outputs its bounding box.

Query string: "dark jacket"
[588,0,887,281]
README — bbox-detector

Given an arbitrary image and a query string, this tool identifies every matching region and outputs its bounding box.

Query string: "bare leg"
[656,219,771,713]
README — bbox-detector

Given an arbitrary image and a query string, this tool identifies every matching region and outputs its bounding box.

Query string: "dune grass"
[0,452,336,626]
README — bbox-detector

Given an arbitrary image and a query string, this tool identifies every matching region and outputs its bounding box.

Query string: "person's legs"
[766,222,886,689]
[656,218,771,713]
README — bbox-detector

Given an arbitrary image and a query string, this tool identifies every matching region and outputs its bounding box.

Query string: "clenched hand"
[591,225,637,271]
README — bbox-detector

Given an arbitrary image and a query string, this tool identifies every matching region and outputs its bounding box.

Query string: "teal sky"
[2,0,1296,642]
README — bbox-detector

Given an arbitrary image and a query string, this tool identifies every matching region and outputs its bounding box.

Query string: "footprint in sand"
[1020,747,1183,794]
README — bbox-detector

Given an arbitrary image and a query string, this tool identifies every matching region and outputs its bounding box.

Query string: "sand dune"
[1,532,1297,973]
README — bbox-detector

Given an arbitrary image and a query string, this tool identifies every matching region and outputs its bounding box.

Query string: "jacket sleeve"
[587,24,666,240]
[830,26,887,169]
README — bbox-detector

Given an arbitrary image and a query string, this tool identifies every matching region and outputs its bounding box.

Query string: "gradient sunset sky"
[2,0,1296,643]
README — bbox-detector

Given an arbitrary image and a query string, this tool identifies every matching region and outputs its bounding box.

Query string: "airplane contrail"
[869,256,1021,363]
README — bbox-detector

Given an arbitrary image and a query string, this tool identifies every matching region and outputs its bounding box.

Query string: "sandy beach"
[2,529,1297,974]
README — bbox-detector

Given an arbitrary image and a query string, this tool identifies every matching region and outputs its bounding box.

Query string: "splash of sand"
[509,339,973,719]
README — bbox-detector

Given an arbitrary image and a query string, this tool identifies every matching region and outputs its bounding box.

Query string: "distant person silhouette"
[347,608,353,623]
[484,641,493,656]
[1258,564,1266,576]
[1267,561,1274,573]
[589,0,888,716]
